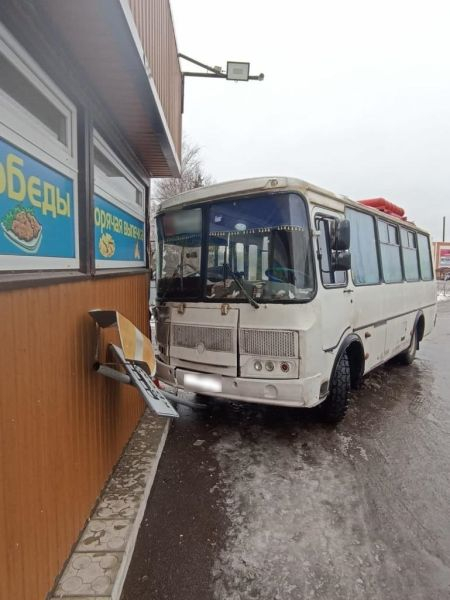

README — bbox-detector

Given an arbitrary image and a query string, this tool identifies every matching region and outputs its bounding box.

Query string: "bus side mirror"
[333,250,351,271]
[335,219,350,251]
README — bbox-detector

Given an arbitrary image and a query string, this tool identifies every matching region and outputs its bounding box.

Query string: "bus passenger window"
[401,228,419,281]
[316,217,346,286]
[417,233,433,280]
[346,209,380,285]
[378,221,402,283]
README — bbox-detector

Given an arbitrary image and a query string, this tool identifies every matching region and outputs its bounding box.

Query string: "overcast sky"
[170,0,450,240]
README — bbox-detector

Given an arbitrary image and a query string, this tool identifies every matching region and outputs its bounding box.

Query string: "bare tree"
[149,138,213,286]
[153,137,213,201]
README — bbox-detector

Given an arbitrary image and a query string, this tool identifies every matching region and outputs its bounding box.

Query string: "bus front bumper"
[155,359,322,408]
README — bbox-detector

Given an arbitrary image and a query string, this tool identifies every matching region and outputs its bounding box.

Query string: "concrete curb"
[50,410,170,599]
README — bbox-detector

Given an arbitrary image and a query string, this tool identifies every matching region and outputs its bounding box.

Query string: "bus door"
[345,207,387,371]
[314,209,355,353]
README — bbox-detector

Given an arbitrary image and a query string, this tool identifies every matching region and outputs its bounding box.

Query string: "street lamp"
[178,53,264,110]
[179,53,264,81]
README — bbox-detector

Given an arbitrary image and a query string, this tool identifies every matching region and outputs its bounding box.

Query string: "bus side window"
[346,208,380,285]
[417,233,433,280]
[378,220,402,283]
[315,217,346,287]
[401,228,419,281]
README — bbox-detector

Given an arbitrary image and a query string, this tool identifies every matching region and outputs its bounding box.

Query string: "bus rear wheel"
[318,352,351,423]
[398,327,417,365]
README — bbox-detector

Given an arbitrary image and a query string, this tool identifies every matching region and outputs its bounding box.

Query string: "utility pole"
[443,216,446,242]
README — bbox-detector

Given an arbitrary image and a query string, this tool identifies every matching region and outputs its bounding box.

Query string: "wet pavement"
[122,301,450,600]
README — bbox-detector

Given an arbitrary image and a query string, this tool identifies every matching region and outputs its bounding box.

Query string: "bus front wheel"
[318,352,351,423]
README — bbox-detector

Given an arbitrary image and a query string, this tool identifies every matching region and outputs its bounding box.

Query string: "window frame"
[400,226,420,282]
[0,22,79,272]
[314,213,348,289]
[417,232,434,281]
[377,218,403,284]
[345,207,381,287]
[93,131,145,222]
[93,131,147,270]
[0,23,76,167]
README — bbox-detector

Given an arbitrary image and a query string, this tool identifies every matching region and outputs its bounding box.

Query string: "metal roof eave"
[39,0,181,178]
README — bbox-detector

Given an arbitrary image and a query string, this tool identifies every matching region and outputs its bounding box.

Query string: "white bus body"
[154,177,436,421]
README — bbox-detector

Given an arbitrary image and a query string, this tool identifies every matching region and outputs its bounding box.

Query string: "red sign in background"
[439,248,450,267]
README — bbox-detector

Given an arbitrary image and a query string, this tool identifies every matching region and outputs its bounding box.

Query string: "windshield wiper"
[223,263,260,309]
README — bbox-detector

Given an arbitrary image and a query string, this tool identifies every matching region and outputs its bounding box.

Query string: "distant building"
[0,1,182,598]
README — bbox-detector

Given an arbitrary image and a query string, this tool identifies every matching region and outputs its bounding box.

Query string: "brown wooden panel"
[0,274,149,599]
[129,0,183,159]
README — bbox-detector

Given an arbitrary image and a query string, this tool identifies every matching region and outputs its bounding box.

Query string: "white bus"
[153,177,436,422]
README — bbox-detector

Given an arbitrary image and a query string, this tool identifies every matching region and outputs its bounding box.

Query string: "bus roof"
[156,176,430,235]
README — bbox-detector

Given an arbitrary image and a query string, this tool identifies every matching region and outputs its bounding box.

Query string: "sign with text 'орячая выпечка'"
[94,194,145,268]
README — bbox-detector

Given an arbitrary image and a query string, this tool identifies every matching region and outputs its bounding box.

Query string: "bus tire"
[398,327,417,365]
[318,352,351,423]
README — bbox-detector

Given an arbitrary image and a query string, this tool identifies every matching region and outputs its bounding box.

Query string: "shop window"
[0,53,67,145]
[93,131,146,269]
[0,23,78,271]
[94,144,143,209]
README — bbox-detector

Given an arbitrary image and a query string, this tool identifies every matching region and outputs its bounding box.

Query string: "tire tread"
[319,352,351,423]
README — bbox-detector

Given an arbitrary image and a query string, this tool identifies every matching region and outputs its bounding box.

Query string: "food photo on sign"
[1,205,42,253]
[0,137,76,265]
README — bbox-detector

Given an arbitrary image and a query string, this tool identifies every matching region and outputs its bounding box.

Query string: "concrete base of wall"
[50,410,170,599]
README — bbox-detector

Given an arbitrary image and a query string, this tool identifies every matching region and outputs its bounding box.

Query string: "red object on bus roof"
[358,197,406,220]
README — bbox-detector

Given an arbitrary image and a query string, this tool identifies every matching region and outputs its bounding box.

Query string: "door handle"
[343,289,354,294]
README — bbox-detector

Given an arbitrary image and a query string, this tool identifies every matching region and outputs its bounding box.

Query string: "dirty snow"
[211,428,390,600]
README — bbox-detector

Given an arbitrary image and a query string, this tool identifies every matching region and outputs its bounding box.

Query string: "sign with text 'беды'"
[0,137,76,270]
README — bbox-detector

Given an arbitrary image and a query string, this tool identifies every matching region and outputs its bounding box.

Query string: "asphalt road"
[122,300,450,600]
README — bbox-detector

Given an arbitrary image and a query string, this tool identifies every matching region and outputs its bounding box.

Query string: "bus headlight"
[254,360,263,371]
[265,360,275,372]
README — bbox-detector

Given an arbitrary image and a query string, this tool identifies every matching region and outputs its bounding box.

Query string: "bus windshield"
[156,193,315,303]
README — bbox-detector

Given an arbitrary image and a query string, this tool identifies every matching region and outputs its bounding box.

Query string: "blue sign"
[94,195,145,263]
[0,138,75,258]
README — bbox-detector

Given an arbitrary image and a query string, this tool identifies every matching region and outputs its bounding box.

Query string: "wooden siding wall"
[129,0,183,159]
[0,275,149,600]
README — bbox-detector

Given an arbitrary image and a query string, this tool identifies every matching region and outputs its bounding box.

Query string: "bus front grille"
[239,329,297,358]
[172,324,234,352]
